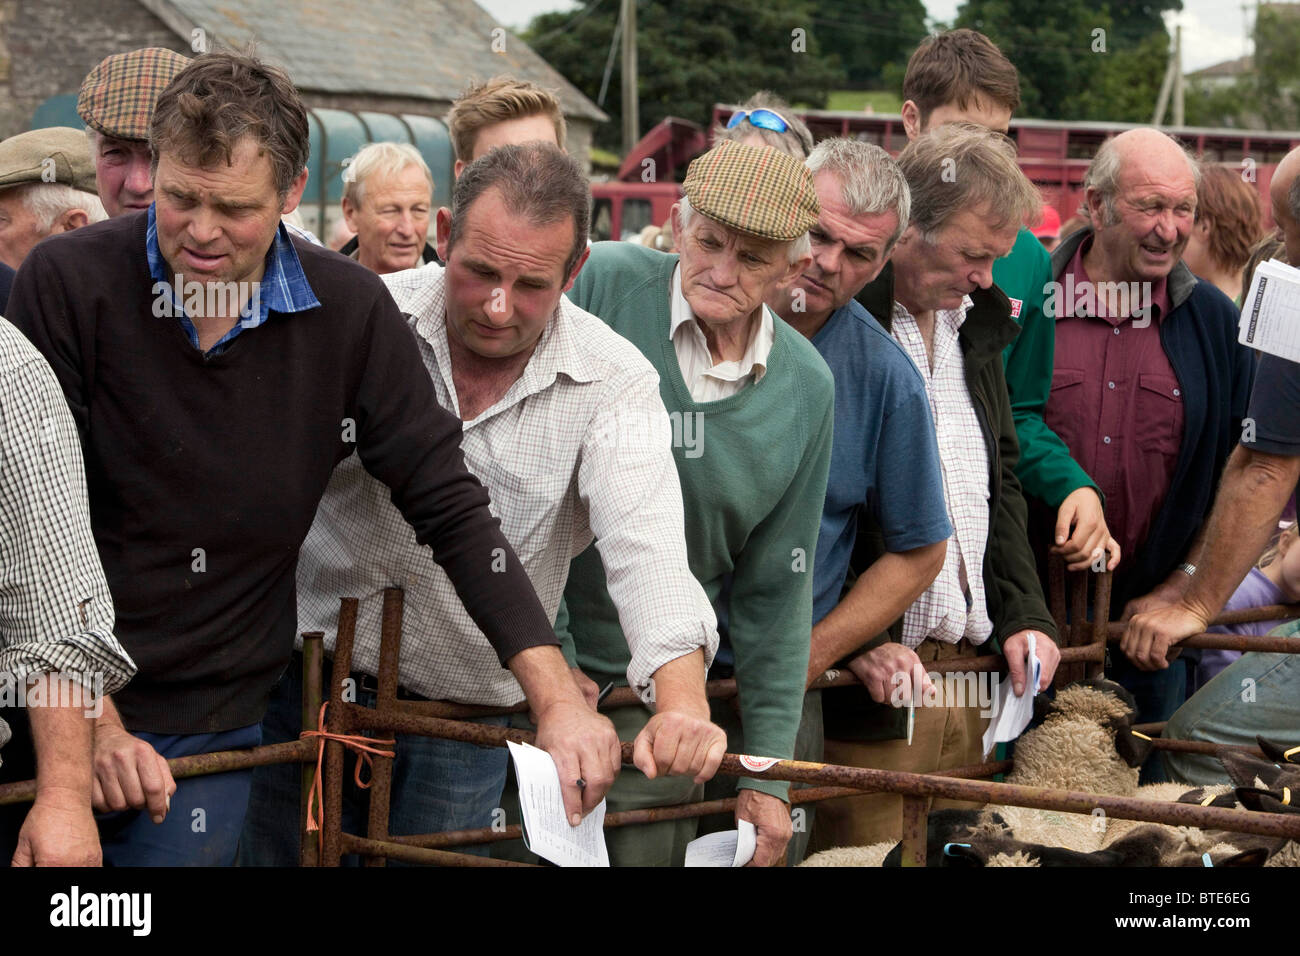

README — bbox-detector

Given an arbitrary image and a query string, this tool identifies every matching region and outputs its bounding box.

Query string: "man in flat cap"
[0,127,106,272]
[78,47,189,218]
[522,140,833,867]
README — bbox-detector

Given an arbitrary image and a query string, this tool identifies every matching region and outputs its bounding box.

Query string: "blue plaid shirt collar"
[146,204,321,355]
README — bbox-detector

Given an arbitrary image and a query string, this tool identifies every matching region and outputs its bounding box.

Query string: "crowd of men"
[0,27,1296,867]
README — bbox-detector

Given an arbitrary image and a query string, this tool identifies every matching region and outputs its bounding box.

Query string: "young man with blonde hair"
[446,76,566,177]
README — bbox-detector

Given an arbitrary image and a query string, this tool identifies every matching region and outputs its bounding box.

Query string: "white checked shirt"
[295,262,718,706]
[669,265,774,402]
[0,319,135,708]
[890,298,994,649]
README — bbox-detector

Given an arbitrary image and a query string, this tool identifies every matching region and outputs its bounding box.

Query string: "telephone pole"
[621,0,639,155]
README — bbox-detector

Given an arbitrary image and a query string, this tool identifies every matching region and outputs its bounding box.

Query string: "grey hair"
[1288,170,1300,225]
[342,142,433,208]
[897,123,1039,244]
[14,182,108,230]
[805,138,911,250]
[448,141,590,278]
[1085,132,1201,226]
[712,91,815,159]
[678,195,811,263]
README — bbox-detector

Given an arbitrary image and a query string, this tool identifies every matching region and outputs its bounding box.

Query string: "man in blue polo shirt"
[767,138,950,861]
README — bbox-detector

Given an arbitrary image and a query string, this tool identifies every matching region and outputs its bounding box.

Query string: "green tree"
[955,0,1172,121]
[1181,5,1300,130]
[524,0,845,152]
[1106,0,1182,41]
[1248,3,1300,129]
[814,0,928,88]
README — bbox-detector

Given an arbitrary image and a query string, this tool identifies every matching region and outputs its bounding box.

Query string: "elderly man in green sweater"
[555,141,833,866]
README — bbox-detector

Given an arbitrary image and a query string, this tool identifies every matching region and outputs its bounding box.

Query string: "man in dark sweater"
[4,51,618,866]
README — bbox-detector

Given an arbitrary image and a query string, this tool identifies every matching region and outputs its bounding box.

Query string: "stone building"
[0,0,605,182]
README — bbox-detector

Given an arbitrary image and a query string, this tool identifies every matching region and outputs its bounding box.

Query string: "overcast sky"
[477,0,1254,73]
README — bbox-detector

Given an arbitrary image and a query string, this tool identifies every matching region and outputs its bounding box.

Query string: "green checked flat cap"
[78,47,191,141]
[682,139,819,241]
[0,127,97,193]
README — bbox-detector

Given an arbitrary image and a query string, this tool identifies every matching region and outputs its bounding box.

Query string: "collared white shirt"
[890,297,994,649]
[295,262,718,706]
[669,265,774,402]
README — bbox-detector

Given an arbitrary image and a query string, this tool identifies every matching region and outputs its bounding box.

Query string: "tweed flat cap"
[0,127,97,193]
[682,139,819,241]
[78,47,191,141]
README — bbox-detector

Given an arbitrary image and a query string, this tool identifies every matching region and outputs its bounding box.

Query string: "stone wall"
[0,0,185,139]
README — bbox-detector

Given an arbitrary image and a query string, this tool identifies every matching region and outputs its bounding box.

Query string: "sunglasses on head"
[726,108,791,134]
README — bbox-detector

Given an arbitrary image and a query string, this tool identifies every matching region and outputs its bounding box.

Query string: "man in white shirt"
[241,143,724,863]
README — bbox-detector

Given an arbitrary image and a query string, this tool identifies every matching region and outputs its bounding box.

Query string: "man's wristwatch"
[1177,563,1197,577]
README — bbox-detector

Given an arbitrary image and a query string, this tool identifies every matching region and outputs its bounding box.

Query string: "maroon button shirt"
[1044,237,1184,566]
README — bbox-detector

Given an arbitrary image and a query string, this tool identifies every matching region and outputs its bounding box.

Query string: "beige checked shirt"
[296,263,718,706]
[890,298,994,649]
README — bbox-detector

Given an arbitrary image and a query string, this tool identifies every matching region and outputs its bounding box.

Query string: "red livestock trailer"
[714,105,1300,230]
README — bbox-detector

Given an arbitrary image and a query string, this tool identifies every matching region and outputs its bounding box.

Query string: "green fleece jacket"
[830,262,1059,740]
[996,227,1101,510]
[560,242,835,800]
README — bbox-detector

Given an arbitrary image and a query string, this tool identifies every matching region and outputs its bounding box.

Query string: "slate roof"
[1186,55,1253,81]
[135,0,607,120]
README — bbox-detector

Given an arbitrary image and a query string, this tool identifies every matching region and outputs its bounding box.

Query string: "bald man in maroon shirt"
[1043,128,1255,745]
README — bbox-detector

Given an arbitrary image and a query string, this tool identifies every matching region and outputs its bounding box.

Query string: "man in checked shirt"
[240,143,725,864]
[0,318,137,866]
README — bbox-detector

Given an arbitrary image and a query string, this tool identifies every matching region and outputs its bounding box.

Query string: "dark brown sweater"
[7,213,556,733]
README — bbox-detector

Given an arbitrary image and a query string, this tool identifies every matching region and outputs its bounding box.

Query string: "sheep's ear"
[939,842,986,867]
[1234,787,1300,814]
[1176,788,1238,809]
[1114,726,1154,768]
[1257,736,1300,765]
[1218,847,1270,867]
[1033,692,1058,723]
[1220,751,1283,789]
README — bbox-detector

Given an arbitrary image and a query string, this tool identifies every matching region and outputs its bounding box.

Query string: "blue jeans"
[98,723,262,866]
[1162,620,1300,785]
[238,655,510,865]
[0,715,259,866]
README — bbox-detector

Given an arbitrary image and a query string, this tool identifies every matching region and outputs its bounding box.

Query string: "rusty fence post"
[363,588,404,867]
[299,631,324,868]
[1088,570,1112,680]
[320,597,359,867]
[900,796,928,867]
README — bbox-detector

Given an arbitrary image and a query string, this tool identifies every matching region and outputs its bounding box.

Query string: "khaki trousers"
[810,638,992,852]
